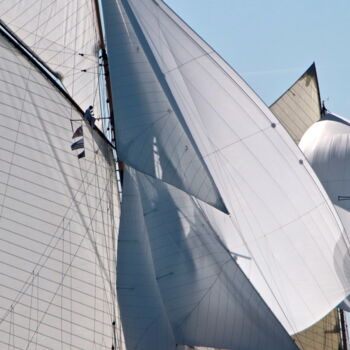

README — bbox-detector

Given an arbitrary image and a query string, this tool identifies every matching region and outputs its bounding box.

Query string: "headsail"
[0,29,119,349]
[270,63,322,143]
[118,167,299,350]
[110,0,350,334]
[101,0,227,213]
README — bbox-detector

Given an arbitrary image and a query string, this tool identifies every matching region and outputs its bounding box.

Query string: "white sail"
[118,167,298,350]
[0,30,119,349]
[270,63,322,143]
[299,111,350,266]
[299,112,350,234]
[0,0,102,114]
[100,0,227,213]
[112,0,350,334]
[117,168,176,350]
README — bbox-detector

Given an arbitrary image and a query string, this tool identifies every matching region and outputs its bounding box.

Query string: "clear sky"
[165,0,350,118]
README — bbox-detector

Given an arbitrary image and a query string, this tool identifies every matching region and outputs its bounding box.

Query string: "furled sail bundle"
[118,167,298,350]
[270,63,322,143]
[0,28,119,349]
[0,0,102,114]
[101,0,350,336]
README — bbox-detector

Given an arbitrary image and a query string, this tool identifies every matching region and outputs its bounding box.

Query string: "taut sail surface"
[0,28,119,349]
[0,0,103,115]
[100,0,227,213]
[101,0,350,335]
[270,63,322,143]
[118,167,298,350]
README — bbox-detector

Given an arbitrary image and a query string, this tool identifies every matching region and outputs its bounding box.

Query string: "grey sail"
[0,28,119,349]
[118,167,299,350]
[270,63,322,143]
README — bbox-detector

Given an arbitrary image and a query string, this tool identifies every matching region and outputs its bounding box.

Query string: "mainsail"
[101,0,350,335]
[0,27,119,349]
[270,63,322,143]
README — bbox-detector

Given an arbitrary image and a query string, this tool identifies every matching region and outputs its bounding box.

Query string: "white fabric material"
[100,0,227,213]
[0,33,119,349]
[300,112,350,312]
[270,63,321,143]
[124,0,350,334]
[0,0,102,114]
[117,170,176,350]
[119,168,298,350]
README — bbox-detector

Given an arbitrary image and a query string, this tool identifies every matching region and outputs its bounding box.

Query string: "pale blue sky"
[165,0,350,117]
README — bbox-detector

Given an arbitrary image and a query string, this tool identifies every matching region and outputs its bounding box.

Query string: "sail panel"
[117,169,176,350]
[0,31,118,349]
[133,169,298,350]
[125,0,350,334]
[270,63,322,143]
[0,0,102,114]
[100,0,227,213]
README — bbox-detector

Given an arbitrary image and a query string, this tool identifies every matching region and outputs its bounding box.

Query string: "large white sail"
[0,29,119,349]
[100,0,227,213]
[118,167,298,350]
[106,0,350,335]
[0,0,102,114]
[270,63,322,143]
[299,112,350,235]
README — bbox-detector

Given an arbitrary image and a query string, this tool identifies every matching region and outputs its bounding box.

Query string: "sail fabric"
[0,31,119,349]
[119,167,298,350]
[0,0,102,114]
[100,0,227,213]
[121,0,350,334]
[270,63,322,143]
[299,112,350,238]
[117,169,176,350]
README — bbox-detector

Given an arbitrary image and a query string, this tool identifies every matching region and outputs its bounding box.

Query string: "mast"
[92,0,116,133]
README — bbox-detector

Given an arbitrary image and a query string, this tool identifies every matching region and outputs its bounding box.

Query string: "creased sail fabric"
[118,167,298,350]
[119,0,350,334]
[270,63,322,143]
[0,31,119,349]
[101,0,227,213]
[0,0,102,113]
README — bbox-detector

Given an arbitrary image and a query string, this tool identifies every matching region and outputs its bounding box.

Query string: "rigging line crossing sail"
[0,26,119,349]
[118,167,299,350]
[101,0,228,214]
[111,0,350,335]
[270,62,322,144]
[0,0,104,116]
